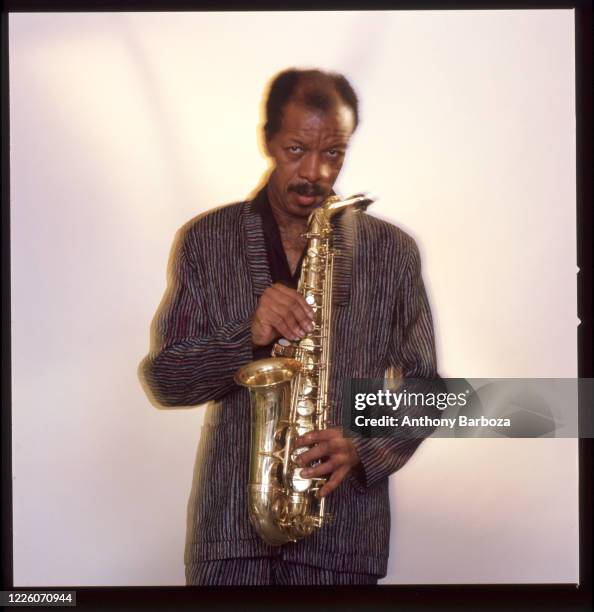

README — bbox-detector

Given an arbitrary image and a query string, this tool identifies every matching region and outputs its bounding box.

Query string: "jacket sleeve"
[139,229,254,407]
[351,236,442,488]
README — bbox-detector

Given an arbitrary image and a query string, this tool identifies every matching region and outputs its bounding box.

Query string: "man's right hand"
[251,283,316,347]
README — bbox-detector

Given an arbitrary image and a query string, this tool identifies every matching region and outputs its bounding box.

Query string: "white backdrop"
[10,10,578,585]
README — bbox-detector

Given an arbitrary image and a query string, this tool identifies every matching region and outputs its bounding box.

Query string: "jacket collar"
[241,190,354,305]
[330,207,355,305]
[242,198,273,296]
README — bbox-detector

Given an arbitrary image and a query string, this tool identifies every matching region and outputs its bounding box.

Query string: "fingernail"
[302,468,311,477]
[306,322,314,332]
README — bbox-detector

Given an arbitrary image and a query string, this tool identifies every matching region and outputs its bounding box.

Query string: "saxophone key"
[291,468,313,492]
[296,416,314,431]
[296,399,315,416]
[290,446,307,463]
[301,378,314,395]
[298,337,315,351]
[296,422,313,437]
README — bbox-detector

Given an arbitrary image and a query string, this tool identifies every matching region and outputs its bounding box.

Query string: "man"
[140,68,439,585]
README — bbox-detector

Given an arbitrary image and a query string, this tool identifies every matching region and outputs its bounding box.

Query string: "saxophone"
[235,193,375,545]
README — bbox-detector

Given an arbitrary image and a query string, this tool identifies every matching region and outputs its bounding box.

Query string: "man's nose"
[299,152,329,184]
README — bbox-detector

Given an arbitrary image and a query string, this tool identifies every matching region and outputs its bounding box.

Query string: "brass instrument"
[235,193,375,545]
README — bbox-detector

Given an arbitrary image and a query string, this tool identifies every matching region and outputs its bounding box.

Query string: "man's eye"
[326,149,341,158]
[288,145,303,154]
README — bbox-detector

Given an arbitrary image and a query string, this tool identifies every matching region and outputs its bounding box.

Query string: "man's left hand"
[295,428,361,497]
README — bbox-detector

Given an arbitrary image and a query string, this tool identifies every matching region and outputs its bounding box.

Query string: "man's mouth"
[294,193,318,206]
[289,184,324,207]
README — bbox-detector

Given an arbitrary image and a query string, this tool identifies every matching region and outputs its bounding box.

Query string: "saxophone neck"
[325,192,376,214]
[308,193,376,229]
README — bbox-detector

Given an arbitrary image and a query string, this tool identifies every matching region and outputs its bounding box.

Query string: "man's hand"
[251,283,315,347]
[295,428,361,497]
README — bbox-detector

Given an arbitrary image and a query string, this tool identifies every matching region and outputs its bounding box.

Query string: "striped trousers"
[185,558,379,586]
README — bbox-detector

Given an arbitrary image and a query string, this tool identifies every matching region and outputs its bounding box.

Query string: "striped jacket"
[140,195,439,577]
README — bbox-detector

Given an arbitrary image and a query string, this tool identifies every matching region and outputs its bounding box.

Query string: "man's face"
[266,100,355,219]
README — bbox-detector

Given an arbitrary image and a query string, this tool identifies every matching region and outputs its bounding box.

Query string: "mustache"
[288,182,325,197]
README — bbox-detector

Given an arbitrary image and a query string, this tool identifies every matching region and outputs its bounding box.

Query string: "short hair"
[263,68,359,142]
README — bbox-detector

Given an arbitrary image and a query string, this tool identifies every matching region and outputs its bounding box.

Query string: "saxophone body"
[235,193,374,546]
